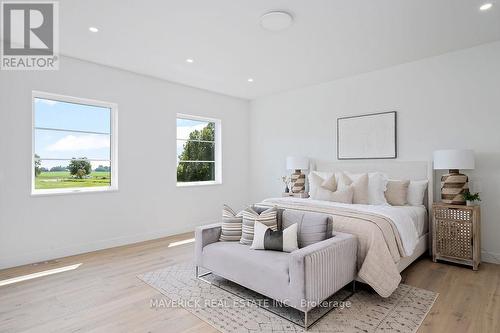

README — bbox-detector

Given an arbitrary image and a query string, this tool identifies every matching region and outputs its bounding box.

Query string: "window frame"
[31,91,119,196]
[176,113,222,187]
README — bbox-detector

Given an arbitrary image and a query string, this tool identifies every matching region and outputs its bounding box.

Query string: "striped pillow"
[240,206,278,245]
[219,205,243,242]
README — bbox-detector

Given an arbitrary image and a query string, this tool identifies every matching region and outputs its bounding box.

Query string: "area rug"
[138,263,438,333]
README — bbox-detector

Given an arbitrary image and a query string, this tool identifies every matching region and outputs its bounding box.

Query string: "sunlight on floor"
[168,238,195,248]
[0,263,82,287]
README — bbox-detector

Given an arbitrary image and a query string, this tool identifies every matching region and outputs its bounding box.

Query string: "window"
[32,91,118,195]
[176,114,221,186]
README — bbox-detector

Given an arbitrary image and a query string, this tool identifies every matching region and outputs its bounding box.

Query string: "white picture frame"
[337,111,397,160]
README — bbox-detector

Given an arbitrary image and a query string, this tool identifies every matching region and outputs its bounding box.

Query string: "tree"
[50,166,68,172]
[94,165,110,172]
[177,123,215,182]
[68,158,92,179]
[34,154,42,177]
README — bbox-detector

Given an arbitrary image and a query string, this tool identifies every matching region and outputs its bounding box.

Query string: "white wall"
[249,41,500,263]
[0,56,250,269]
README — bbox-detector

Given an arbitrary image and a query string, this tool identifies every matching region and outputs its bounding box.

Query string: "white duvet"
[262,197,427,257]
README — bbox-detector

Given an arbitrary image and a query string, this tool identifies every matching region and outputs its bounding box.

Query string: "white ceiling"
[59,0,500,99]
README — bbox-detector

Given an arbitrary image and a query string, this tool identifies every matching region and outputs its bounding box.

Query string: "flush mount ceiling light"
[186,58,194,63]
[260,11,293,31]
[88,27,99,33]
[247,78,254,82]
[480,3,493,11]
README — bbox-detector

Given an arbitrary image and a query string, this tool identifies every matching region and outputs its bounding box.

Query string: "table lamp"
[433,149,475,205]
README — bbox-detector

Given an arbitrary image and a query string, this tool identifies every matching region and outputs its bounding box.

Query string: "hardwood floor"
[0,233,499,333]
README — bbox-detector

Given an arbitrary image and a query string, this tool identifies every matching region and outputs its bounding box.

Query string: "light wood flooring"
[0,233,499,333]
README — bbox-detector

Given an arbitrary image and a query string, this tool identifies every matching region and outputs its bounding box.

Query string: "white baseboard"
[482,250,500,265]
[0,220,215,270]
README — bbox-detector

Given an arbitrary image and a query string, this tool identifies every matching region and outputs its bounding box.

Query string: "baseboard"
[482,251,500,265]
[0,220,216,270]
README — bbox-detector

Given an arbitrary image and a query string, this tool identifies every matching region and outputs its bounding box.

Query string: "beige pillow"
[338,172,369,204]
[329,185,354,204]
[321,174,337,192]
[309,173,353,204]
[385,180,410,206]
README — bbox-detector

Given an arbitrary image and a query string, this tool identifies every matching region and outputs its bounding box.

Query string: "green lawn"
[35,171,111,189]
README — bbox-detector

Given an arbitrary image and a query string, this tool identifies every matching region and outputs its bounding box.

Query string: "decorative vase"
[291,169,306,193]
[285,185,289,193]
[466,200,476,207]
[441,169,468,205]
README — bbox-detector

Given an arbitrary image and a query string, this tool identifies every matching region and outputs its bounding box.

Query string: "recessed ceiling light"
[480,3,493,11]
[186,58,194,63]
[260,11,293,31]
[89,27,99,33]
[247,78,254,82]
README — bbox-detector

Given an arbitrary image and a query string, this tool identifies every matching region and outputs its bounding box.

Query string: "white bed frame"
[311,159,433,273]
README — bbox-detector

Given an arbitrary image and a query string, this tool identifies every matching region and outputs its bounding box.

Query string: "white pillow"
[407,180,428,206]
[345,172,388,205]
[251,221,298,252]
[308,171,334,198]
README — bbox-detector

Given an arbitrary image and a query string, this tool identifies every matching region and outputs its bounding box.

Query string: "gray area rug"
[138,263,438,333]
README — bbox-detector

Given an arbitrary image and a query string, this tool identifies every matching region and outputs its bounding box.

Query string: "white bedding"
[263,197,427,257]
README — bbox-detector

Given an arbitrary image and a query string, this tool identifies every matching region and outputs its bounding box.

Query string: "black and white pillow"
[250,221,298,253]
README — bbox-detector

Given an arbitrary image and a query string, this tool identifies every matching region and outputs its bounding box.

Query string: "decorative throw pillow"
[251,221,298,252]
[338,172,369,204]
[219,204,243,241]
[240,206,278,245]
[282,210,333,248]
[385,180,410,206]
[308,173,354,203]
[321,174,337,192]
[308,171,334,198]
[407,180,428,206]
[345,172,388,205]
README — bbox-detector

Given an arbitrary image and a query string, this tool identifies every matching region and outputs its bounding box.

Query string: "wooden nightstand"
[432,202,481,270]
[282,192,309,198]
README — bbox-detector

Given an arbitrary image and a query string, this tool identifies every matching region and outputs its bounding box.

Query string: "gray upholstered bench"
[195,209,357,329]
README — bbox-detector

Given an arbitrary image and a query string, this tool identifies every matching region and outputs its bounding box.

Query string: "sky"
[34,98,111,170]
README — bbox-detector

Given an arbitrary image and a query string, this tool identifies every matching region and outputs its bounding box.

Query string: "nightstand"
[432,202,481,270]
[282,192,309,198]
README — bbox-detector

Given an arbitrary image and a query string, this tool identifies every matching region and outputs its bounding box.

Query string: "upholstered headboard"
[311,159,434,210]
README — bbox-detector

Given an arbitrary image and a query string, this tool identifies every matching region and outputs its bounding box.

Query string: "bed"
[258,160,433,297]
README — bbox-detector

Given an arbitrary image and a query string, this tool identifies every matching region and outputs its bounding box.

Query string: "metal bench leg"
[304,310,309,330]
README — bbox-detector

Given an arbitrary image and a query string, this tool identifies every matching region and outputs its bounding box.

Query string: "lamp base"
[291,169,305,193]
[441,169,469,205]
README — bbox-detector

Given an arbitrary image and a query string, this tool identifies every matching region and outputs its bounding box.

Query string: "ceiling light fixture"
[260,11,293,31]
[186,58,194,63]
[89,27,99,33]
[480,3,493,11]
[247,78,254,82]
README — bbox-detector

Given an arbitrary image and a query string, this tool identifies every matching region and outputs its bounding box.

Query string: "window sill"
[176,181,222,187]
[31,186,118,197]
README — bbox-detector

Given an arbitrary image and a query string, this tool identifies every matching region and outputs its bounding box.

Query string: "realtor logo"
[1,1,59,70]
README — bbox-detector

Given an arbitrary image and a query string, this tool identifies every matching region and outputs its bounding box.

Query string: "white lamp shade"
[433,149,475,170]
[286,156,309,170]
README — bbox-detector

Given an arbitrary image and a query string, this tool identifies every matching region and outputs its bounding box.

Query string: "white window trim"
[176,113,222,187]
[31,91,119,196]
